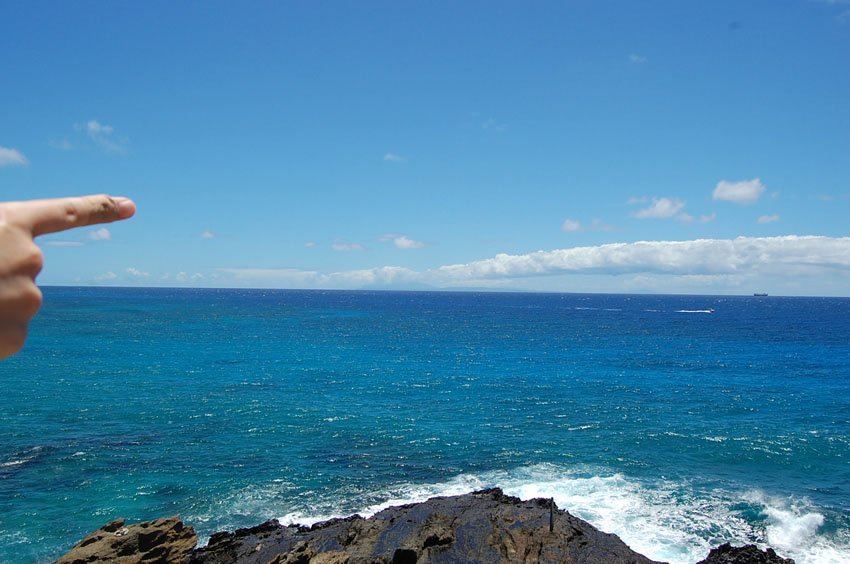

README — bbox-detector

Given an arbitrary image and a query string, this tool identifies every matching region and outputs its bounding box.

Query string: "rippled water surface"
[1,288,849,563]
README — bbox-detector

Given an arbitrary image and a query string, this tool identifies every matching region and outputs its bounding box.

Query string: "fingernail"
[113,197,136,219]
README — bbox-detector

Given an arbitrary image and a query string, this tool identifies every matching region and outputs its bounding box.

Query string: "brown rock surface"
[55,515,196,564]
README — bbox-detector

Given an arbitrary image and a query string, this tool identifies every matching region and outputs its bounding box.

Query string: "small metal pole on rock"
[549,497,554,532]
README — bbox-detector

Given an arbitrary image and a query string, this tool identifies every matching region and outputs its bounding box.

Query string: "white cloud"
[87,120,113,136]
[83,119,126,153]
[381,235,425,249]
[383,153,406,162]
[218,266,419,289]
[626,196,648,205]
[201,230,215,239]
[217,236,850,294]
[591,219,617,232]
[332,242,365,251]
[0,146,29,167]
[629,53,648,64]
[45,240,84,247]
[171,271,205,283]
[817,193,850,202]
[713,178,766,204]
[562,219,582,232]
[758,214,780,224]
[481,117,508,131]
[96,271,118,281]
[435,236,850,280]
[126,267,150,278]
[677,213,694,223]
[49,138,74,151]
[700,213,717,223]
[305,241,317,248]
[632,197,686,219]
[88,227,112,241]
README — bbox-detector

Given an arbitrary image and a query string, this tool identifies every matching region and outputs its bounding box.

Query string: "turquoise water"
[1,288,849,563]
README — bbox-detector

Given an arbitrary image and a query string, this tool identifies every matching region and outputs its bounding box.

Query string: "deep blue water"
[1,288,849,563]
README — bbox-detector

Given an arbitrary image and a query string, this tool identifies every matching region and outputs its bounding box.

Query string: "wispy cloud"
[88,227,112,241]
[44,240,84,247]
[562,218,582,232]
[629,53,648,64]
[126,267,150,278]
[481,117,508,132]
[77,119,127,153]
[394,235,425,249]
[381,234,426,249]
[304,241,317,248]
[201,230,216,239]
[713,178,766,204]
[0,146,29,167]
[591,219,617,232]
[758,214,780,224]
[48,138,74,151]
[383,153,406,162]
[218,266,419,288]
[817,193,850,202]
[174,272,204,282]
[631,197,686,219]
[96,271,118,282]
[332,242,366,252]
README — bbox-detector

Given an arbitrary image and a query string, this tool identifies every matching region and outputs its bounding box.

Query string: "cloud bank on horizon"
[214,235,850,295]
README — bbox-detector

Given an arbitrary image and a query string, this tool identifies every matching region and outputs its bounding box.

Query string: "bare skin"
[0,195,136,358]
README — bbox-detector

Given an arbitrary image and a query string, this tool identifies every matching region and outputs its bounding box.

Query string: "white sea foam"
[205,463,849,564]
[0,446,43,468]
[0,459,28,468]
[675,309,715,314]
[742,491,849,564]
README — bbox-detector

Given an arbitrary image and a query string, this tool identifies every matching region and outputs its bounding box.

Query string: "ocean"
[1,287,848,563]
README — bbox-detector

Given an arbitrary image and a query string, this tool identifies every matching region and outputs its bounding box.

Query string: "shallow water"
[1,288,848,563]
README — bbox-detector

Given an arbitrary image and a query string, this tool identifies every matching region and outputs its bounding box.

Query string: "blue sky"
[2,1,849,295]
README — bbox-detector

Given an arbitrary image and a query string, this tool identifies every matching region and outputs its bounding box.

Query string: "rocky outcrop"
[190,488,658,564]
[55,515,196,564]
[696,543,795,564]
[55,489,796,564]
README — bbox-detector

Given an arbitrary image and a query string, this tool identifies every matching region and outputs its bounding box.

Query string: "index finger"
[7,195,136,237]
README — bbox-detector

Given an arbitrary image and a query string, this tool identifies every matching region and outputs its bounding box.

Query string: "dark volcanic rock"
[190,488,659,564]
[696,542,795,564]
[55,490,797,564]
[55,515,196,564]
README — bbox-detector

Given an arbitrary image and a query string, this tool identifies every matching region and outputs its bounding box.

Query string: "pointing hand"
[0,195,136,358]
